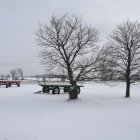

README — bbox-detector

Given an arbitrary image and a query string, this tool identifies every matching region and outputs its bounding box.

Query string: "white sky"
[0,0,140,75]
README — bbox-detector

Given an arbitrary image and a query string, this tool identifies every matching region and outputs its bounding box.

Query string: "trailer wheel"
[9,84,12,87]
[6,84,9,88]
[42,86,50,93]
[52,87,60,94]
[17,83,20,87]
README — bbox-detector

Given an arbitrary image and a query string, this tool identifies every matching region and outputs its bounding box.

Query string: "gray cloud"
[0,0,140,75]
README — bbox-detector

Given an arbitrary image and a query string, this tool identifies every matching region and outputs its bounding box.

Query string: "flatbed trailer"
[0,80,21,88]
[38,81,84,94]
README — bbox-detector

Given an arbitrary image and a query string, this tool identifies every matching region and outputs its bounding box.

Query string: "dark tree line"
[36,14,140,99]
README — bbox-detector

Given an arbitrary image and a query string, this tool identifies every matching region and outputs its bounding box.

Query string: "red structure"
[0,80,21,88]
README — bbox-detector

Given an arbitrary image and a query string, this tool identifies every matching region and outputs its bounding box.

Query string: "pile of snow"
[0,82,140,140]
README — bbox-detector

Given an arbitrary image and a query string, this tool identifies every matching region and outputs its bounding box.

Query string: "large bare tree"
[108,21,140,97]
[36,15,100,99]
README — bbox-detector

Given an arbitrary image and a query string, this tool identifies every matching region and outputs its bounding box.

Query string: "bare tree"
[108,20,140,97]
[17,68,24,80]
[99,58,117,81]
[6,74,10,80]
[36,15,99,99]
[10,69,17,80]
[0,74,5,80]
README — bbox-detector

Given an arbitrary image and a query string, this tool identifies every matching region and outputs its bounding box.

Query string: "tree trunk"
[69,80,78,100]
[69,86,78,100]
[67,67,78,100]
[125,51,131,98]
[125,82,130,98]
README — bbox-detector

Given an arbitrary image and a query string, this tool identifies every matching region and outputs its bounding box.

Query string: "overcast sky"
[0,0,140,75]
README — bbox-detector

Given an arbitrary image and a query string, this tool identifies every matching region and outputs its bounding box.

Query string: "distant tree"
[99,61,115,81]
[0,74,5,80]
[5,74,10,80]
[36,14,100,99]
[108,20,140,98]
[99,47,118,81]
[17,68,24,80]
[10,69,17,80]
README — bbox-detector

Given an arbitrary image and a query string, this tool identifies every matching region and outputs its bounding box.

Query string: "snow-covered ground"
[0,82,140,140]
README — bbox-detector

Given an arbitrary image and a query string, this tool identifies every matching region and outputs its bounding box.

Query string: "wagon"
[38,81,84,94]
[0,80,21,88]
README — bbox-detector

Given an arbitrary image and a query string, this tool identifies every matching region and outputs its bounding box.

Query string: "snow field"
[0,82,140,140]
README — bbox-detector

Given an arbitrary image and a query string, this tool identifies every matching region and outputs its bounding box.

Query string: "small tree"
[10,69,17,80]
[0,74,5,80]
[6,74,10,80]
[108,20,140,97]
[36,15,99,99]
[17,68,24,80]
